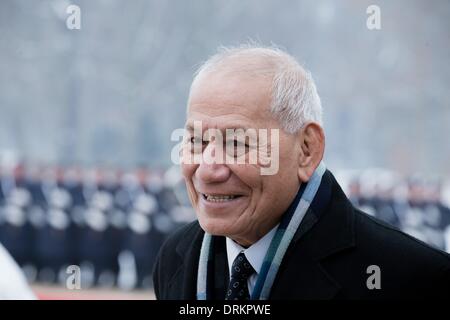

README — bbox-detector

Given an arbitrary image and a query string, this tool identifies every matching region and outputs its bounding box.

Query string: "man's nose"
[195,142,231,183]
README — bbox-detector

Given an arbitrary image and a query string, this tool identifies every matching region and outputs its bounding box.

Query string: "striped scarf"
[197,161,326,300]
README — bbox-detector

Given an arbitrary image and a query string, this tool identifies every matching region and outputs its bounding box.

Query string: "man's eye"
[226,139,249,157]
[190,136,205,144]
[188,136,207,153]
[232,140,249,148]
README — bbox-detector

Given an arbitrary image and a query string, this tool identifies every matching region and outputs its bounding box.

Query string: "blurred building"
[0,0,449,178]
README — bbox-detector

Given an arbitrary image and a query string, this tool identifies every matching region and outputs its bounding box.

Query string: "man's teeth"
[203,194,238,202]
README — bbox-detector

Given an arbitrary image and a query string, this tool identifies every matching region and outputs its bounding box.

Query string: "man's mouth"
[200,193,243,202]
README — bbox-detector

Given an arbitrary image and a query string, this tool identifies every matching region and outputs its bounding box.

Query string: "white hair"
[188,44,323,133]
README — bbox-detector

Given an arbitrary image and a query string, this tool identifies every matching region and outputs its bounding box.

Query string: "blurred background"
[0,0,449,299]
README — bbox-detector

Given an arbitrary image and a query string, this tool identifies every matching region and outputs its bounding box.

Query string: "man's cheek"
[181,163,197,179]
[229,166,262,191]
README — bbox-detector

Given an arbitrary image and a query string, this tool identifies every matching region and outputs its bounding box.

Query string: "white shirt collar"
[225,224,279,276]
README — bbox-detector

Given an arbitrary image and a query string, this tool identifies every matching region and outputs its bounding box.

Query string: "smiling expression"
[181,67,304,246]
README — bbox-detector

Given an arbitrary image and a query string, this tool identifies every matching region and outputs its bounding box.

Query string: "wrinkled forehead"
[187,70,275,129]
[185,116,255,134]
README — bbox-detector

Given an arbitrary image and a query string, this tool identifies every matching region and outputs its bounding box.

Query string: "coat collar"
[292,169,356,260]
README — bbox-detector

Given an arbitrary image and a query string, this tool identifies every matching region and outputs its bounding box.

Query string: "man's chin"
[197,217,237,237]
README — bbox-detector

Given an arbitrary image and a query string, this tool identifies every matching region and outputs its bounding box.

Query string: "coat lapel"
[171,223,204,299]
[270,170,356,299]
[172,227,229,300]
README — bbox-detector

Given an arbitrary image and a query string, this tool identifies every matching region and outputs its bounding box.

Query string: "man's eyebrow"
[184,122,252,133]
[185,123,194,131]
[224,126,252,132]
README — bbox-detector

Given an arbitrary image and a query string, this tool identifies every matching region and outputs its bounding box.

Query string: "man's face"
[181,70,302,246]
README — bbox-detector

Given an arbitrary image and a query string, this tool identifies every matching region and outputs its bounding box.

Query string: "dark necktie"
[225,252,255,300]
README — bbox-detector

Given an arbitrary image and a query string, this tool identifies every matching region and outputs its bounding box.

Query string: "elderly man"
[153,45,450,299]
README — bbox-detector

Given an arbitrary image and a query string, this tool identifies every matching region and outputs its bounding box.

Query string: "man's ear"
[297,122,325,183]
